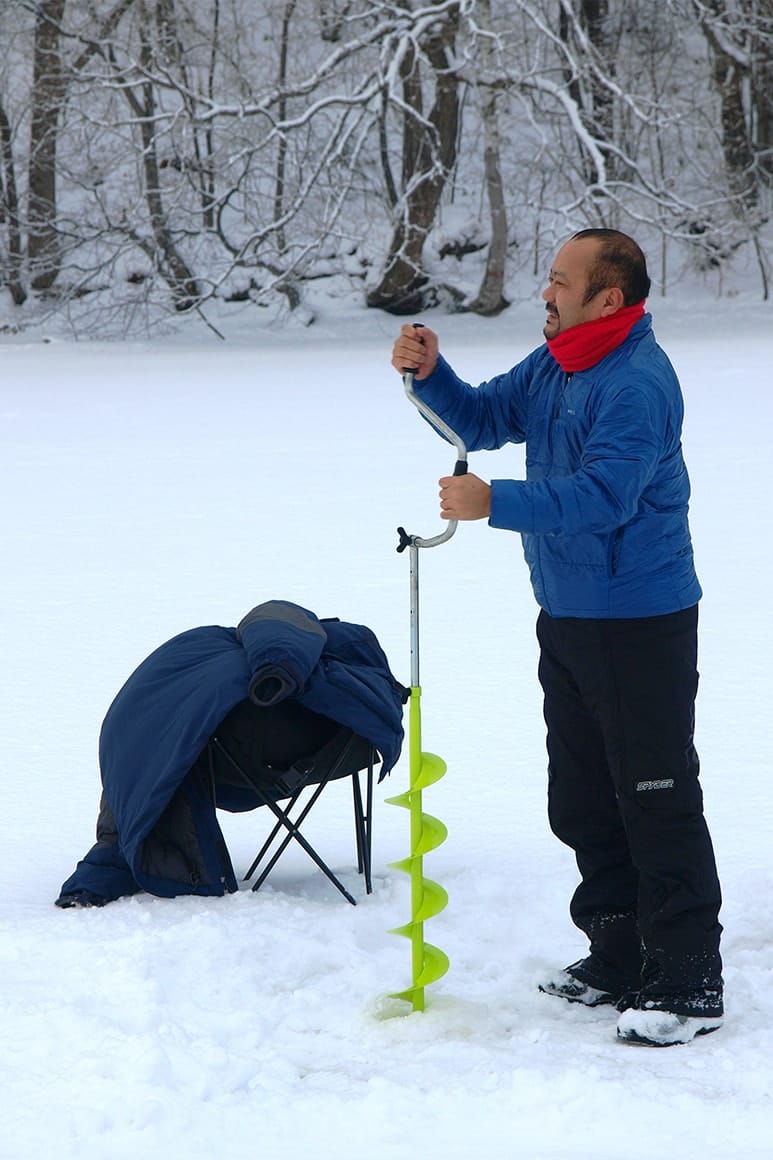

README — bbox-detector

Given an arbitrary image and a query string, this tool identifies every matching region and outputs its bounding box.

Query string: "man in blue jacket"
[390,229,723,1047]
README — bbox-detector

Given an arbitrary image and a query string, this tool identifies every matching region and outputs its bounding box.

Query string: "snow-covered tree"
[0,0,770,333]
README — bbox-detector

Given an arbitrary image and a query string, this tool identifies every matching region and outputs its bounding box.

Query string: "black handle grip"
[402,321,425,375]
[453,460,468,476]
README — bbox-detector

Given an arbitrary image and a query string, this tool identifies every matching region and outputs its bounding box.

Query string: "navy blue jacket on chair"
[57,601,406,904]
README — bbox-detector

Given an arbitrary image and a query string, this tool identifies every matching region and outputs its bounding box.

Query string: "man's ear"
[599,286,625,315]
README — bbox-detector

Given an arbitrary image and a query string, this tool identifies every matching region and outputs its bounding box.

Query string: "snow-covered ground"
[2,289,772,1159]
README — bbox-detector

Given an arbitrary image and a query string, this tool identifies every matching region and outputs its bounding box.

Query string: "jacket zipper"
[610,528,624,575]
[553,372,572,418]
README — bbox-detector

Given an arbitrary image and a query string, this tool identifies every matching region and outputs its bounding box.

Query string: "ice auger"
[387,342,468,1013]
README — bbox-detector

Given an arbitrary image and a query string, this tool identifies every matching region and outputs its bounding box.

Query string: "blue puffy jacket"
[415,315,701,618]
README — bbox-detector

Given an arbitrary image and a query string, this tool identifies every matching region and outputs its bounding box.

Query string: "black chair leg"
[365,753,374,891]
[243,790,303,881]
[252,792,358,905]
[351,760,373,894]
[247,777,358,905]
[210,732,374,905]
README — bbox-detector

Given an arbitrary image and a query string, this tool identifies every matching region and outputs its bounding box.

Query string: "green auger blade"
[414,813,448,856]
[413,751,447,790]
[388,944,450,1006]
[413,877,448,922]
[388,685,449,1013]
[388,878,448,933]
[414,942,450,987]
[388,985,423,1006]
[384,790,412,809]
[387,813,447,866]
[385,755,446,805]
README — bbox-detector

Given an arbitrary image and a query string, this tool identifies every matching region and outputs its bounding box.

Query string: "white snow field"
[2,291,772,1160]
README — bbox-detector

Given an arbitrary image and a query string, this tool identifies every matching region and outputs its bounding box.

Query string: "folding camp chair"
[203,697,376,905]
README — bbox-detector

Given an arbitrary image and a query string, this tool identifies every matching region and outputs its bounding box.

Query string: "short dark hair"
[572,228,651,305]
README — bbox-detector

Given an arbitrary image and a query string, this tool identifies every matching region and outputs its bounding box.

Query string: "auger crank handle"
[399,323,468,551]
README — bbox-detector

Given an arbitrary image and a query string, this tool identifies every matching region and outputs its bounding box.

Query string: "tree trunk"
[274,0,299,256]
[695,0,758,209]
[559,0,618,192]
[367,9,460,313]
[0,96,26,305]
[28,0,67,292]
[466,0,509,317]
[582,0,615,149]
[713,55,756,205]
[751,38,773,181]
[201,0,221,229]
[130,23,200,310]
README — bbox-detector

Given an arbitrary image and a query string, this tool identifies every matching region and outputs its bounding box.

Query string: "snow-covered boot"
[617,1007,723,1046]
[538,957,627,1008]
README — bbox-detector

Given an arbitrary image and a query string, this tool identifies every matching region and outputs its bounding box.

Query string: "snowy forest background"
[0,0,771,338]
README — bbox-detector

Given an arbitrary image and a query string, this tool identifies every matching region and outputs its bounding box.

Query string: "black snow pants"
[537,604,723,1016]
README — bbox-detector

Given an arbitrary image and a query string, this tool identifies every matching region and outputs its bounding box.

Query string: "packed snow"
[2,288,772,1159]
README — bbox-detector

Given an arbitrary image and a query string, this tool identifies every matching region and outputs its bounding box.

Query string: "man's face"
[541,238,607,338]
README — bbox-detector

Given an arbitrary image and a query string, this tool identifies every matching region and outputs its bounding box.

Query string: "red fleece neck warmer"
[546,301,646,372]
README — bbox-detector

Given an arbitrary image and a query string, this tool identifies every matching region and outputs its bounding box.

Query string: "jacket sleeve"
[412,352,536,450]
[237,600,327,704]
[489,379,668,535]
